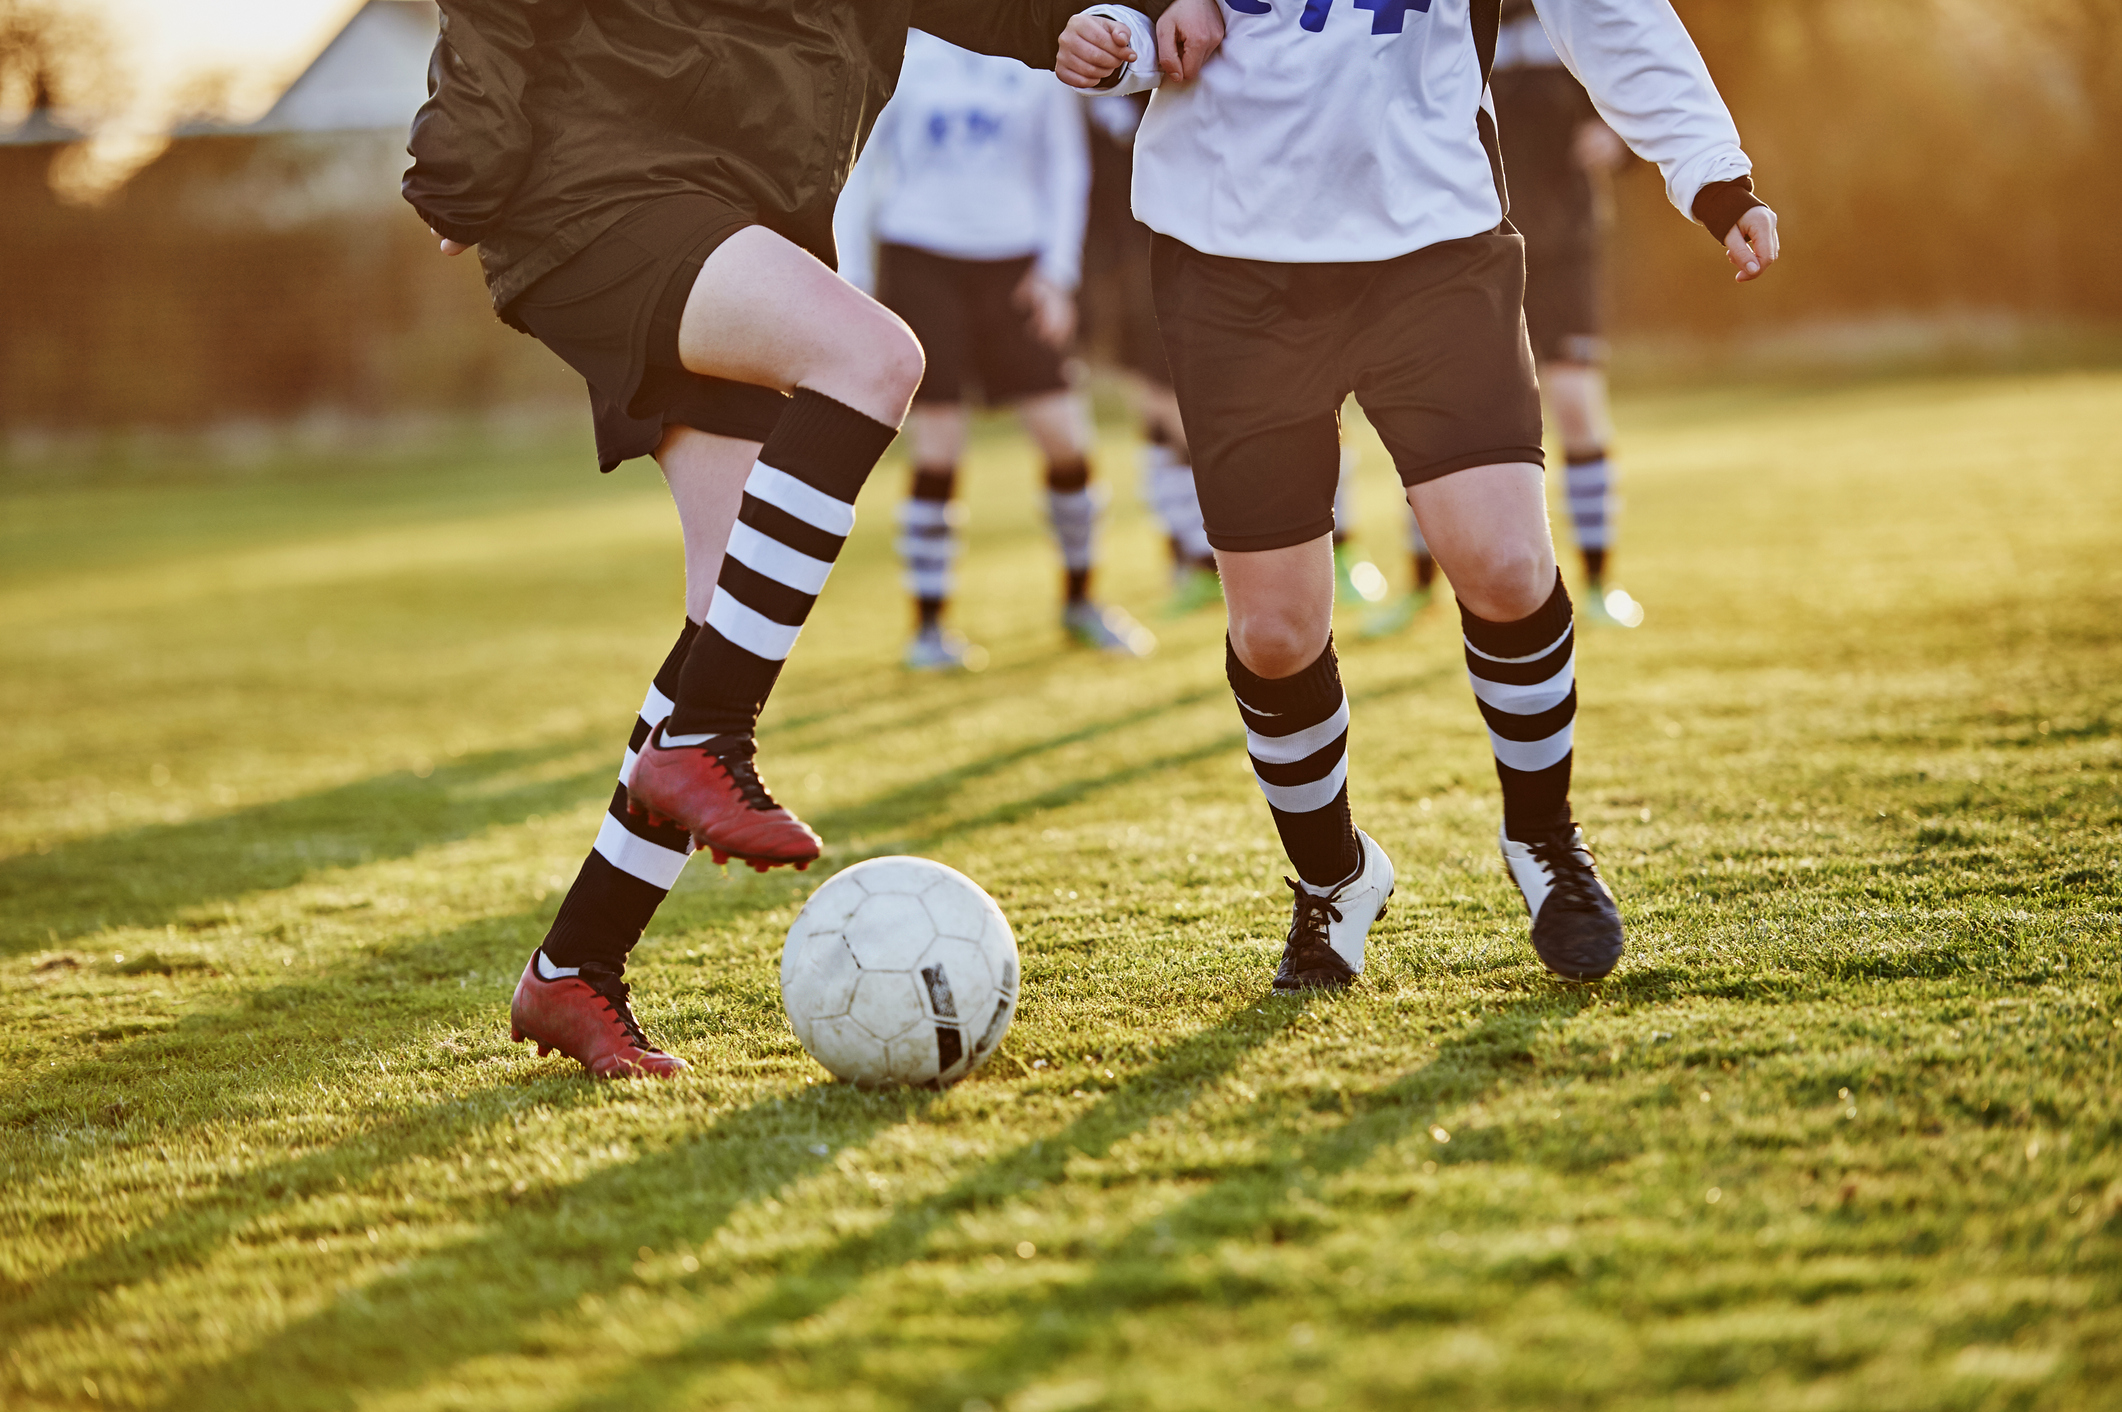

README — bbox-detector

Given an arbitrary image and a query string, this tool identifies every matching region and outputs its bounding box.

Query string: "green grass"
[2,370,2118,1412]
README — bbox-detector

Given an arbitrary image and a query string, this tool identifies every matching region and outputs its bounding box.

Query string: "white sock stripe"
[896,499,953,528]
[726,519,833,597]
[1463,622,1573,665]
[894,535,961,563]
[638,683,674,726]
[706,591,803,661]
[1488,722,1575,773]
[1257,756,1349,814]
[1468,658,1574,714]
[619,745,639,787]
[745,462,857,536]
[1245,697,1350,765]
[593,811,689,889]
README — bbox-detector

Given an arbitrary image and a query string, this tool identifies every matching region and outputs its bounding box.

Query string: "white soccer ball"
[780,856,1019,1087]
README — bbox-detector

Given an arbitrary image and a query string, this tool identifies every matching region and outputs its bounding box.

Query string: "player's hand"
[1016,271,1077,349]
[1724,205,1779,283]
[431,228,469,256]
[1058,13,1133,89]
[1571,119,1626,174]
[1156,0,1224,82]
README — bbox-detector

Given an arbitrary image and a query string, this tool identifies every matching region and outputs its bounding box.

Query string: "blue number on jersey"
[1231,0,1432,32]
[1355,0,1432,32]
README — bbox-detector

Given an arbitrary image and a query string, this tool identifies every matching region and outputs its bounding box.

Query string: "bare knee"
[824,308,924,420]
[1451,537,1554,623]
[1229,609,1328,680]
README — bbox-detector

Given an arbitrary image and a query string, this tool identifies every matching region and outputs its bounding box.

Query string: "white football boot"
[1499,822,1626,979]
[1273,828,1396,991]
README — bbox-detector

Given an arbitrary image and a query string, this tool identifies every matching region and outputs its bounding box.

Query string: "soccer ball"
[780,856,1019,1087]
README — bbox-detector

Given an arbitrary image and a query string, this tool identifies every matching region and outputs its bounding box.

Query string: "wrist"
[1691,176,1764,244]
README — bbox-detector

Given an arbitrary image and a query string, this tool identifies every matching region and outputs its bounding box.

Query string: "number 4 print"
[1229,0,1433,34]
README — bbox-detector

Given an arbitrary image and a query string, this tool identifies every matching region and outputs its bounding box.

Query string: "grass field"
[3,370,2119,1412]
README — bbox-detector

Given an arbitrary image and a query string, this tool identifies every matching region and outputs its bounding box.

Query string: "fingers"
[1056,15,1134,89]
[1156,0,1227,82]
[1725,206,1779,284]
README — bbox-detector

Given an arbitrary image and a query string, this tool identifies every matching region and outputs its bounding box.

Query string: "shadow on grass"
[142,998,1297,1412]
[0,737,614,952]
[0,909,561,1334]
[537,995,1596,1410]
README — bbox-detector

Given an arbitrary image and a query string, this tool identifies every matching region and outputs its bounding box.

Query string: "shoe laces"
[579,965,657,1053]
[715,751,781,812]
[1283,878,1344,967]
[1526,830,1603,911]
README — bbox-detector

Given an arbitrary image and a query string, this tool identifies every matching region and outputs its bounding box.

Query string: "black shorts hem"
[1204,515,1337,554]
[507,193,786,472]
[880,245,1071,408]
[1399,445,1549,487]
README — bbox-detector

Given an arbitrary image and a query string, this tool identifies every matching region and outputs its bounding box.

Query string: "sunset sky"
[69,0,365,123]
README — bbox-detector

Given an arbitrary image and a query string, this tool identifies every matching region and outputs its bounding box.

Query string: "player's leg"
[1543,357,1639,627]
[1407,461,1623,979]
[1358,228,1623,980]
[1150,234,1393,991]
[1015,389,1154,656]
[627,226,922,867]
[512,425,758,1077]
[898,401,979,669]
[1330,443,1384,607]
[1132,377,1220,615]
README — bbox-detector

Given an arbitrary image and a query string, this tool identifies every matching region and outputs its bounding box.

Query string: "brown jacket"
[402,0,1154,318]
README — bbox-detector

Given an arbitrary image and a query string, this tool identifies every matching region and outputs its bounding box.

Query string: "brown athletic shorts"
[509,194,790,472]
[1151,227,1546,553]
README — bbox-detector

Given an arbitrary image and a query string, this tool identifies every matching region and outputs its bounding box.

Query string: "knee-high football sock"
[1045,458,1096,603]
[1143,432,1212,567]
[1461,574,1576,841]
[897,466,959,629]
[1228,637,1361,889]
[1565,449,1617,582]
[539,620,700,974]
[666,390,898,740]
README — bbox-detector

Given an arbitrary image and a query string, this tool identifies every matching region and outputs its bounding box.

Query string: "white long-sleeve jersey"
[1099,0,1751,264]
[834,30,1091,295]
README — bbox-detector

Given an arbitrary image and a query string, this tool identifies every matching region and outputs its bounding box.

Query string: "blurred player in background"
[838,33,1156,670]
[1363,0,1643,636]
[1079,91,1221,617]
[1492,0,1642,627]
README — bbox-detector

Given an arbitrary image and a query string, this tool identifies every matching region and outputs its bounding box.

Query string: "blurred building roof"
[248,0,437,135]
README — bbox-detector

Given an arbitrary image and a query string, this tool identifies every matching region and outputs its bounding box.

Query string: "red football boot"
[625,725,821,872]
[509,954,689,1079]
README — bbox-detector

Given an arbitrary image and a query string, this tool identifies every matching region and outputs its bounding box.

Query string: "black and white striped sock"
[1228,637,1360,889]
[898,466,959,627]
[539,620,700,973]
[1565,449,1617,578]
[1460,574,1576,841]
[666,390,898,740]
[1044,459,1097,603]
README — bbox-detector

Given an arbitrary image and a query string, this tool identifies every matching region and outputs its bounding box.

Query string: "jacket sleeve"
[402,0,569,245]
[912,0,1173,71]
[1529,0,1762,239]
[1035,82,1091,290]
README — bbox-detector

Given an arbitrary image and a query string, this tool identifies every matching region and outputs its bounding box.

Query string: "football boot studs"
[1273,828,1396,992]
[509,954,688,1079]
[626,723,821,871]
[1499,822,1626,980]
